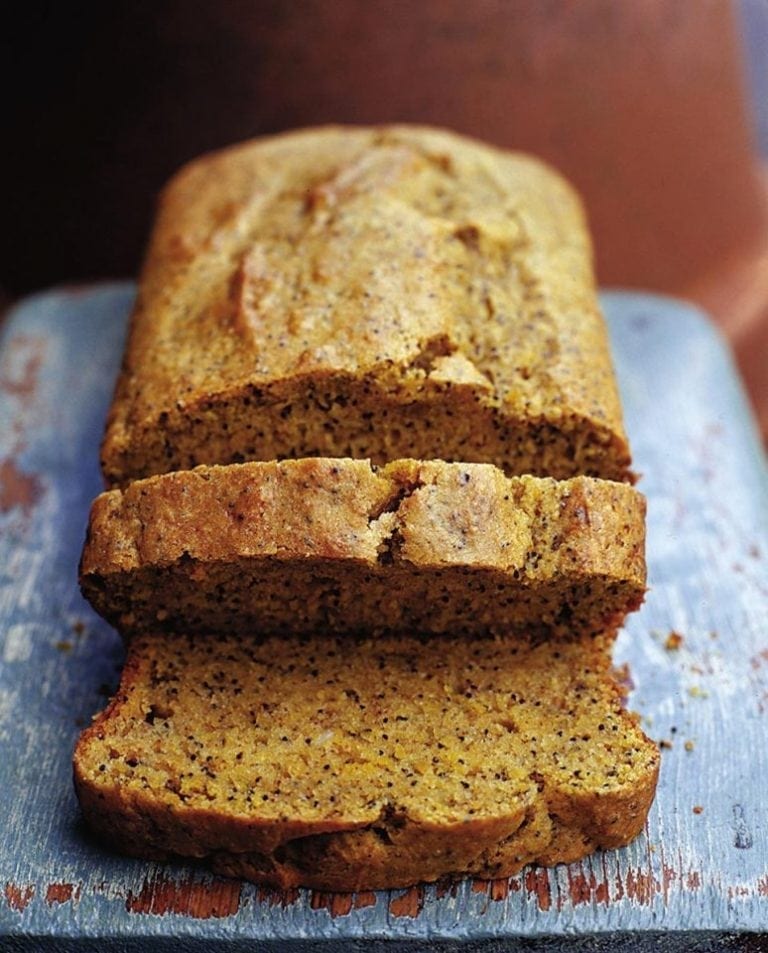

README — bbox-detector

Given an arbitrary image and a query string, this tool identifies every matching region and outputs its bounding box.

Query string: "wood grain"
[0,285,766,948]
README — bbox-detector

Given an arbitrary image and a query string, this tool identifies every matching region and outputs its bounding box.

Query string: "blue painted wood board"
[0,285,767,950]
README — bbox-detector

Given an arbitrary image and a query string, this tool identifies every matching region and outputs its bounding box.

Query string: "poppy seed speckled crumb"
[74,630,659,891]
[80,458,645,641]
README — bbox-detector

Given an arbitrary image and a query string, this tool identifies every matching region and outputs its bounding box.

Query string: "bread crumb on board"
[665,631,684,651]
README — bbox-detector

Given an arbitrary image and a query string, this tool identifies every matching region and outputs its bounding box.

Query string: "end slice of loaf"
[80,458,646,641]
[101,125,632,487]
[73,629,659,891]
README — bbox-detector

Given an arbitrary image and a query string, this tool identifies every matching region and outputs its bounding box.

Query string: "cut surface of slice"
[101,125,632,487]
[80,459,646,641]
[74,629,659,891]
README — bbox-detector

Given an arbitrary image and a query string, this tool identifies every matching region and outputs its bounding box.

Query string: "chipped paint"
[45,882,81,905]
[388,885,424,918]
[566,868,610,907]
[489,878,513,901]
[472,877,522,903]
[0,458,43,515]
[353,891,377,909]
[256,886,299,907]
[309,891,354,918]
[728,885,752,899]
[595,878,609,904]
[4,882,35,912]
[622,868,659,905]
[686,870,702,891]
[0,331,45,522]
[661,864,676,902]
[652,846,706,904]
[566,869,593,906]
[0,334,44,401]
[125,874,241,918]
[524,868,551,911]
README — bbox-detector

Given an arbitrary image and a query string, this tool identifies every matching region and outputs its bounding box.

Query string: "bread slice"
[80,458,646,641]
[101,125,632,487]
[73,629,659,891]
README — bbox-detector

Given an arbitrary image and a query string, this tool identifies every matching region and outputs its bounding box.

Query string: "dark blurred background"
[3,0,768,431]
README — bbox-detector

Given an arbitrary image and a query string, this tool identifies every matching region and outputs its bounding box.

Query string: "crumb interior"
[78,632,655,827]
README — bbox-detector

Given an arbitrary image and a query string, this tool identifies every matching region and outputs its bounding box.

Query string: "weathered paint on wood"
[0,285,766,949]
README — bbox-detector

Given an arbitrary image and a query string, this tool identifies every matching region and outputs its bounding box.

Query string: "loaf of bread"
[76,126,657,891]
[73,629,659,891]
[101,125,632,488]
[80,458,645,641]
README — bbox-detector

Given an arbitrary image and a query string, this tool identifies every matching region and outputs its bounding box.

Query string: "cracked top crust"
[79,458,646,641]
[83,458,644,577]
[101,125,631,486]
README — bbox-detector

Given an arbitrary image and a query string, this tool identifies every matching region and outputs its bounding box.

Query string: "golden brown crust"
[80,459,646,640]
[77,126,653,892]
[100,125,631,487]
[73,631,659,891]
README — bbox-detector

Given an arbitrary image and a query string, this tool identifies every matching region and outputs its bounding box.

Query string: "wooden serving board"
[1,285,766,950]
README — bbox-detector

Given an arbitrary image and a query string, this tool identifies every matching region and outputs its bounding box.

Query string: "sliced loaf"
[80,458,646,641]
[101,125,631,487]
[74,629,659,891]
